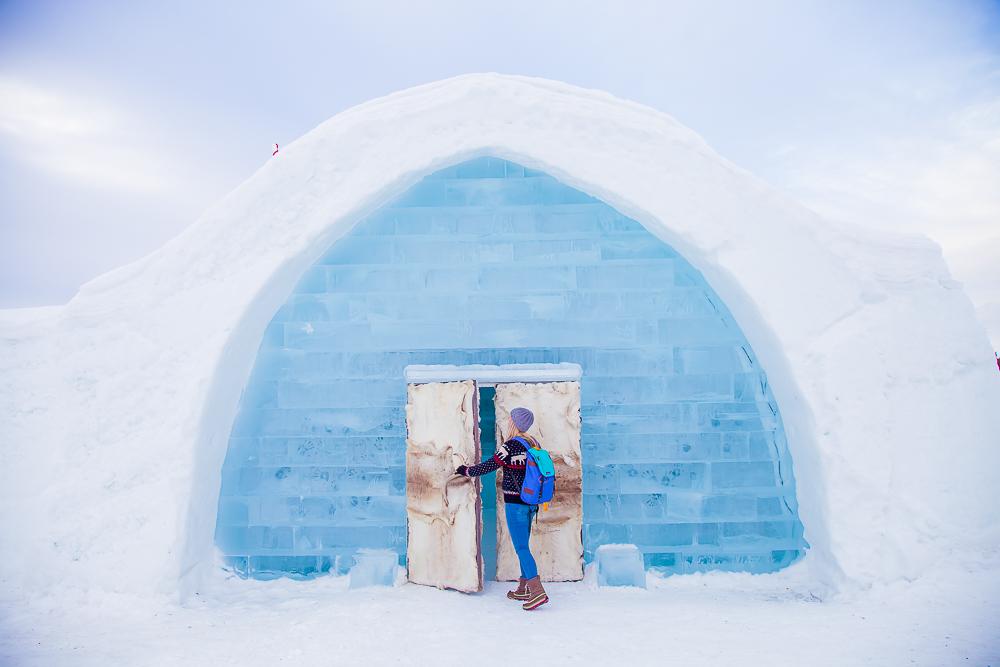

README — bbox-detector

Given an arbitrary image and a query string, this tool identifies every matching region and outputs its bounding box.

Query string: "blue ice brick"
[719,520,800,548]
[598,209,646,233]
[354,293,466,321]
[479,265,576,291]
[720,433,750,459]
[223,437,258,467]
[697,523,720,546]
[583,523,630,549]
[585,434,721,466]
[581,438,621,465]
[281,438,343,465]
[675,347,745,374]
[258,496,309,524]
[663,375,734,402]
[369,320,467,349]
[260,496,400,526]
[628,523,695,547]
[294,526,405,551]
[531,209,599,234]
[349,549,399,588]
[514,239,601,263]
[447,240,516,264]
[674,552,783,575]
[282,322,370,351]
[244,407,404,437]
[771,550,802,568]
[216,525,292,552]
[659,318,743,345]
[483,294,567,320]
[617,463,707,493]
[733,373,769,401]
[388,208,455,234]
[599,236,675,260]
[561,292,621,319]
[595,544,646,588]
[703,494,757,520]
[582,493,613,521]
[756,496,786,518]
[217,498,250,525]
[276,380,403,409]
[237,467,263,494]
[333,496,406,525]
[711,462,776,489]
[604,405,699,434]
[300,467,392,495]
[643,552,676,569]
[697,403,765,432]
[249,556,329,580]
[581,405,607,424]
[576,262,674,289]
[258,437,293,464]
[587,494,666,523]
[627,290,708,318]
[341,437,406,467]
[587,377,657,405]
[583,466,619,494]
[664,489,705,521]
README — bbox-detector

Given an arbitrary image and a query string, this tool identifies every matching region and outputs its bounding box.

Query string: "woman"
[456,406,549,611]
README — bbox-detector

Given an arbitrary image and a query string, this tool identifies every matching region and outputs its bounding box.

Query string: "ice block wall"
[215,157,806,579]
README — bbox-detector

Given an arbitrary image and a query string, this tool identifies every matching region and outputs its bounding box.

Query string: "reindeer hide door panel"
[494,381,583,582]
[405,380,483,592]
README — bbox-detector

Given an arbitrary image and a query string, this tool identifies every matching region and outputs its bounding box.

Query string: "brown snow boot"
[521,576,548,611]
[507,577,530,601]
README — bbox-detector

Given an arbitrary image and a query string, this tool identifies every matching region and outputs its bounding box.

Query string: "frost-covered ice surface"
[1,73,999,665]
[348,549,399,589]
[2,564,998,666]
[596,544,647,587]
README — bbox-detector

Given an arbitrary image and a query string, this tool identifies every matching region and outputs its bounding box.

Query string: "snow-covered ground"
[2,560,998,666]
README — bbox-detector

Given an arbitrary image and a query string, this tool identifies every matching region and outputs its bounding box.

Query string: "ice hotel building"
[4,75,997,598]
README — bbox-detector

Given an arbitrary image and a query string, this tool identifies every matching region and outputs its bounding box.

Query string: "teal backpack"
[512,436,556,510]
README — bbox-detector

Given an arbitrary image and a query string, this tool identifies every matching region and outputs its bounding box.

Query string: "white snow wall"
[0,74,997,601]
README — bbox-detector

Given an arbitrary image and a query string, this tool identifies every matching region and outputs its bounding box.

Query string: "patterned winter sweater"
[465,436,538,505]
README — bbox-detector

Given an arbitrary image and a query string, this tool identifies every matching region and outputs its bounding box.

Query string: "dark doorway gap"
[478,385,498,581]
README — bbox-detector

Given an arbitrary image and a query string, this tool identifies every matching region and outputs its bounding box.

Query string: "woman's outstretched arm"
[457,441,513,477]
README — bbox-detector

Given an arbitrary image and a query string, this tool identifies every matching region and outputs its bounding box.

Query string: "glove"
[456,465,469,477]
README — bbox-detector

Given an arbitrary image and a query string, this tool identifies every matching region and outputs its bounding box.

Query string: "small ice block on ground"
[349,548,398,589]
[595,544,646,588]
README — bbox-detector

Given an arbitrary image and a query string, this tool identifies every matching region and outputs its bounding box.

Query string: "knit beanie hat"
[510,407,534,432]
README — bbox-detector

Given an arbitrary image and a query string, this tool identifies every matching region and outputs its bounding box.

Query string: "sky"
[1,0,998,344]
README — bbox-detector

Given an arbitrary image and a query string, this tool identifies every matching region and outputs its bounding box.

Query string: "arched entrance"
[213,157,806,580]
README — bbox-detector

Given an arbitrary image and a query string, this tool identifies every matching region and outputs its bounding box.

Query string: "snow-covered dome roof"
[2,74,997,598]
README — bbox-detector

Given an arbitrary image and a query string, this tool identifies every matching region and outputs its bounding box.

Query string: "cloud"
[0,77,180,194]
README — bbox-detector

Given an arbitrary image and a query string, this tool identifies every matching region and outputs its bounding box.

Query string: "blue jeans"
[504,502,538,580]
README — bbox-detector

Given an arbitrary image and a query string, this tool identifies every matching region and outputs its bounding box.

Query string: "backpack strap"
[512,434,539,450]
